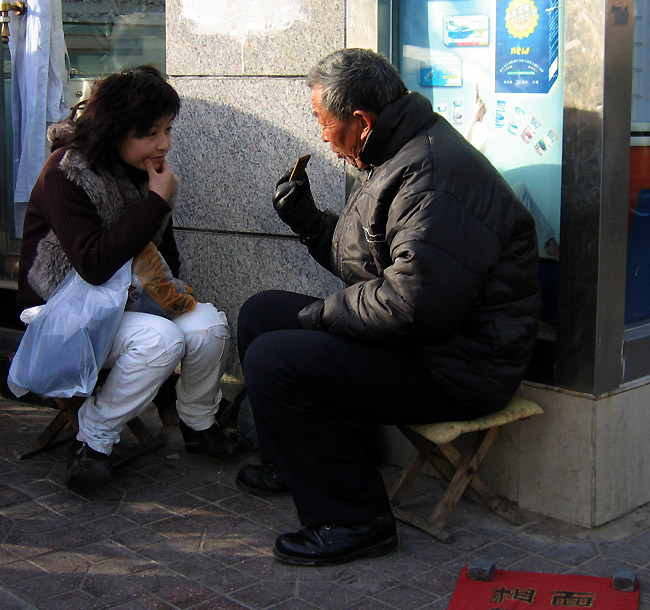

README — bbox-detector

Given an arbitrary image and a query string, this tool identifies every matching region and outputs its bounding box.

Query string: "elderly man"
[236,48,539,566]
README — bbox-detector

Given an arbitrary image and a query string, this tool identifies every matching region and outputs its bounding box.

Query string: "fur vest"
[28,145,174,301]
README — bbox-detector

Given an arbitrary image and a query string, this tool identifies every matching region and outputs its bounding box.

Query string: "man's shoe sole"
[272,533,398,566]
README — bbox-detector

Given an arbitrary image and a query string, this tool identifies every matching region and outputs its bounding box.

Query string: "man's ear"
[353,110,377,140]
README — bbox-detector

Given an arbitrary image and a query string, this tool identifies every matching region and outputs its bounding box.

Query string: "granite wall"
[166,0,349,376]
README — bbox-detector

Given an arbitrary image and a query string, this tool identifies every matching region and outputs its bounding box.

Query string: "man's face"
[310,85,368,170]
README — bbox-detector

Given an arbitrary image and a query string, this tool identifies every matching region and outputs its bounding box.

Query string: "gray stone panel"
[167,0,344,76]
[174,230,343,374]
[168,77,346,234]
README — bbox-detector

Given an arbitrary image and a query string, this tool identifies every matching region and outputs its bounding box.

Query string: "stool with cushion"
[389,396,543,542]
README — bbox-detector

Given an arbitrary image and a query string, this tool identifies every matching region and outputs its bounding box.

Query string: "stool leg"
[52,397,84,433]
[36,410,69,447]
[435,434,526,525]
[427,427,499,530]
[390,449,427,505]
[126,417,156,445]
[110,417,165,467]
[14,399,81,460]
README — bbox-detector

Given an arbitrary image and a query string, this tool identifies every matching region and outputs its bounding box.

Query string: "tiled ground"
[0,396,649,610]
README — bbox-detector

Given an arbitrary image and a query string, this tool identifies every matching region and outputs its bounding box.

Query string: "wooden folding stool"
[13,373,177,465]
[389,396,544,542]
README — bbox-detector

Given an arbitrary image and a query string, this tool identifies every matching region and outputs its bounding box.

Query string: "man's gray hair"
[307,48,407,120]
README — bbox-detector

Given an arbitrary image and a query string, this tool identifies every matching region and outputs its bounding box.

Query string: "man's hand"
[297,299,325,330]
[272,169,321,236]
[146,158,177,203]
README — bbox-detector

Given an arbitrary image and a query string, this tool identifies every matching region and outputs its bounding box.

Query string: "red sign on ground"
[448,566,639,609]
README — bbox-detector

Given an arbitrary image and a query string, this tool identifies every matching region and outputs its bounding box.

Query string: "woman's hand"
[145,158,177,203]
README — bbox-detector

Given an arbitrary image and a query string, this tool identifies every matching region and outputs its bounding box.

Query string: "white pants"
[76,302,230,455]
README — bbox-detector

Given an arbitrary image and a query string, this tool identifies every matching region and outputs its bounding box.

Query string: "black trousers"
[237,290,474,527]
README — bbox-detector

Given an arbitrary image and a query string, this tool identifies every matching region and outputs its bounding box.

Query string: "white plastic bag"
[8,260,132,398]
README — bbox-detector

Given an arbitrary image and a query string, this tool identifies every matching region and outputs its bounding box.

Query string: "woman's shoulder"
[37,146,87,187]
[34,147,97,207]
[41,146,68,172]
[41,145,91,178]
[34,147,73,191]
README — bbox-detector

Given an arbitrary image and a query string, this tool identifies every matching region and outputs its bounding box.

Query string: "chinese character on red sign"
[492,587,537,604]
[550,590,596,607]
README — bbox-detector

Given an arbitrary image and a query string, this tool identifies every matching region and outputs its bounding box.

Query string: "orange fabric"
[130,242,196,318]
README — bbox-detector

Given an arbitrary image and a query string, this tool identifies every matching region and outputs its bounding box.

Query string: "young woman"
[17,66,238,487]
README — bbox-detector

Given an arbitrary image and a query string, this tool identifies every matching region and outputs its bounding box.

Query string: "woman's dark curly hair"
[72,65,181,169]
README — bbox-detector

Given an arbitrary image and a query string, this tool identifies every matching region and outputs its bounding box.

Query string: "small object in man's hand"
[289,154,311,181]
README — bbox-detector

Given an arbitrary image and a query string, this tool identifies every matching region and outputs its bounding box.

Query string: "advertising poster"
[399,0,564,262]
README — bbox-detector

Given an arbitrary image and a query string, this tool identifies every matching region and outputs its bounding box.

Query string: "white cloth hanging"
[9,0,69,204]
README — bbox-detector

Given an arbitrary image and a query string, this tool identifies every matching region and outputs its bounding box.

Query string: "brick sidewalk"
[0,397,648,610]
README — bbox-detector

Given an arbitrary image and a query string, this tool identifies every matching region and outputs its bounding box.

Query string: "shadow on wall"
[170,96,344,233]
[167,99,346,377]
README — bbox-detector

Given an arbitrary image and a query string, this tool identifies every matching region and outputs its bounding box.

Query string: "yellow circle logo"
[505,0,540,39]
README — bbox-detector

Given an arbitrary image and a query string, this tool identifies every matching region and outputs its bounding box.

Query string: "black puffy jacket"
[305,92,540,413]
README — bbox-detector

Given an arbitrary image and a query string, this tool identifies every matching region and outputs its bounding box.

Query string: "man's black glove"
[273,169,321,237]
[297,299,325,330]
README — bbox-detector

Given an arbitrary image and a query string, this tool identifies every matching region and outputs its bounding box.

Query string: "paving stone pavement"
[0,395,649,610]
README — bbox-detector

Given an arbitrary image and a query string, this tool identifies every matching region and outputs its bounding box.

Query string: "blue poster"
[495,0,560,94]
[399,0,565,260]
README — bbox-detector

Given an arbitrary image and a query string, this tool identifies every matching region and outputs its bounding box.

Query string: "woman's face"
[117,116,173,171]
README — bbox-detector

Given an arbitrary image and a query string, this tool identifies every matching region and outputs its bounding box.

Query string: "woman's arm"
[41,163,172,285]
[157,218,181,278]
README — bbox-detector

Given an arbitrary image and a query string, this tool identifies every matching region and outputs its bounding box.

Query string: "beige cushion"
[408,397,544,445]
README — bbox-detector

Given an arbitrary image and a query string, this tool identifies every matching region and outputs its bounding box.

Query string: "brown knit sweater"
[17,146,179,309]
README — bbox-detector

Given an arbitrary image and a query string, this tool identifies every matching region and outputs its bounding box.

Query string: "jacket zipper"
[333,167,374,277]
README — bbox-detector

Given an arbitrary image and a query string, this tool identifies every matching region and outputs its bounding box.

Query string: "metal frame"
[556,0,635,394]
[0,40,9,255]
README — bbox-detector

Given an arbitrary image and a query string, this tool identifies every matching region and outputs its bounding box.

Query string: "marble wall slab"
[167,77,346,234]
[166,0,350,379]
[593,388,650,525]
[515,387,595,527]
[167,0,345,76]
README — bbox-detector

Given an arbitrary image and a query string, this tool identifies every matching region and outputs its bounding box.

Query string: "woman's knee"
[175,303,229,336]
[175,303,230,361]
[114,313,185,368]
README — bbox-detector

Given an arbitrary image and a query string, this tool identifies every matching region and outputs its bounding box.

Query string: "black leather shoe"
[179,420,239,460]
[66,440,113,488]
[235,464,290,496]
[273,512,397,566]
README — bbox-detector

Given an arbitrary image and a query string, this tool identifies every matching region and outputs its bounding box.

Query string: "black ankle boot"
[178,420,239,460]
[273,512,398,566]
[65,440,113,488]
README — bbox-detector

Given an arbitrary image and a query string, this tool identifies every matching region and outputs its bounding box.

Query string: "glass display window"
[398,0,565,323]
